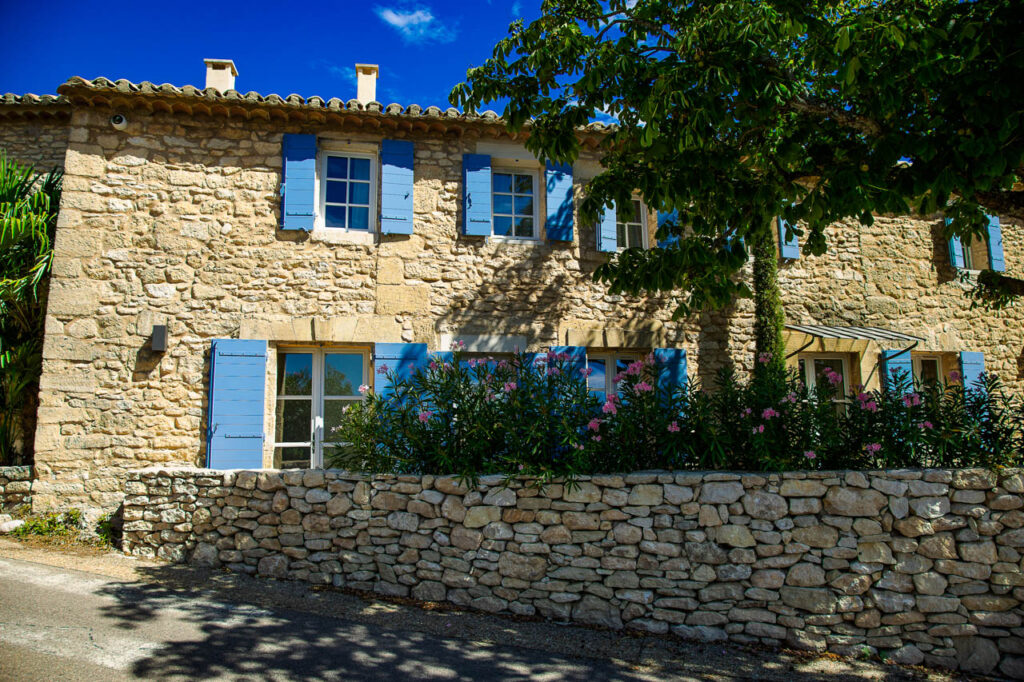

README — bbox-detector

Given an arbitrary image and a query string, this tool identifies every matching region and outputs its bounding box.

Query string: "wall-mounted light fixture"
[152,324,168,353]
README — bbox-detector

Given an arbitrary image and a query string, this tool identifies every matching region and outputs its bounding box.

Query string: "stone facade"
[0,466,33,512]
[0,116,69,171]
[122,466,1024,677]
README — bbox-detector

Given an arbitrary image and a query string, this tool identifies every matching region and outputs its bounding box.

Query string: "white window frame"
[913,354,942,386]
[273,346,370,469]
[491,167,540,241]
[798,354,850,397]
[586,351,645,397]
[962,235,991,271]
[315,149,378,233]
[616,198,648,250]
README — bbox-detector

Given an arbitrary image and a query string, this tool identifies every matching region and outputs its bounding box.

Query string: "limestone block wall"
[123,466,1024,677]
[0,118,69,171]
[0,466,33,512]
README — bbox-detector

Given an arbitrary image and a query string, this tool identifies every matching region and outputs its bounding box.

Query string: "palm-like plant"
[0,152,62,465]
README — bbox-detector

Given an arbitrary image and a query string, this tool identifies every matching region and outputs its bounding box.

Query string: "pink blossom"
[613,372,626,383]
[557,352,569,362]
[865,443,882,454]
[376,363,389,375]
[919,421,934,430]
[408,363,416,372]
[825,369,842,386]
[602,400,618,415]
[644,353,655,366]
[452,340,465,350]
[581,367,594,377]
[358,384,370,395]
[503,381,517,392]
[857,392,871,403]
[859,400,878,413]
[804,450,816,460]
[574,443,585,451]
[588,418,602,432]
[752,425,765,434]
[418,411,433,423]
[627,361,644,376]
[757,351,772,364]
[546,367,561,376]
[762,407,778,419]
[741,407,753,417]
[497,360,509,369]
[518,464,524,471]
[635,381,654,393]
[948,370,962,382]
[429,360,438,370]
[667,421,680,433]
[902,393,921,407]
[592,435,602,442]
[784,392,798,403]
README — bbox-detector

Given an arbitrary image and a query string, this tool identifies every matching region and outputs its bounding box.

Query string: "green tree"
[450,0,1024,324]
[0,152,62,465]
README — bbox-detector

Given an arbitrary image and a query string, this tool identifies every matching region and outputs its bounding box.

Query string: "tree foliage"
[450,0,1024,314]
[0,152,61,465]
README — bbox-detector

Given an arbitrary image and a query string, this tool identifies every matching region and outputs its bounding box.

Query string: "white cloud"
[510,1,522,17]
[375,6,458,44]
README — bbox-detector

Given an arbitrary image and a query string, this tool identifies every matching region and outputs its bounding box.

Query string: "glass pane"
[493,194,514,215]
[588,359,606,393]
[631,199,643,223]
[276,446,311,469]
[275,399,311,443]
[278,353,313,395]
[628,224,643,248]
[326,180,347,204]
[814,359,846,397]
[514,174,533,194]
[323,399,352,443]
[350,157,370,180]
[326,156,347,179]
[349,182,369,205]
[799,359,807,386]
[616,223,626,246]
[919,359,939,384]
[514,196,534,216]
[493,216,513,236]
[492,173,512,193]
[349,207,370,230]
[325,353,363,396]
[515,217,534,237]
[325,205,347,228]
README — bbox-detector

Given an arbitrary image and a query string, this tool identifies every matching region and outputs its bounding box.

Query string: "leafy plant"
[12,509,83,538]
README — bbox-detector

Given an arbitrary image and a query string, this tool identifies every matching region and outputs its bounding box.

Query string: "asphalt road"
[0,546,952,681]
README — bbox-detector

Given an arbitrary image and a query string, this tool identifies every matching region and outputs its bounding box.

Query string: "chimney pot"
[204,58,238,92]
[355,63,379,104]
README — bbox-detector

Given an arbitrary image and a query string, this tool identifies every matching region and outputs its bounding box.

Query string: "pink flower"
[358,384,370,394]
[644,353,655,366]
[418,411,433,423]
[752,425,765,434]
[408,363,416,372]
[635,381,654,393]
[592,435,602,442]
[860,400,878,413]
[518,464,524,471]
[762,407,778,419]
[588,418,602,432]
[503,381,517,392]
[452,340,465,350]
[948,370,961,382]
[376,363,389,375]
[602,400,618,415]
[627,361,644,376]
[558,352,569,362]
[613,372,626,383]
[667,421,680,433]
[784,392,798,404]
[857,392,871,403]
[497,360,509,369]
[825,370,842,386]
[741,407,753,417]
[902,393,921,407]
[546,367,561,376]
[581,367,594,378]
[804,450,816,460]
[429,360,438,370]
[865,443,882,454]
[757,351,772,364]
[919,421,934,430]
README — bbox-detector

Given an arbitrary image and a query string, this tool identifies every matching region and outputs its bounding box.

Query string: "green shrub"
[12,509,83,538]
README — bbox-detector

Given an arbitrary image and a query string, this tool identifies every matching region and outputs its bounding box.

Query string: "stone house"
[0,60,1021,513]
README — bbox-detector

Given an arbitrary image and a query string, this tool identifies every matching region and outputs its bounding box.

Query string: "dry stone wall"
[0,466,33,511]
[123,466,1024,677]
[0,118,69,172]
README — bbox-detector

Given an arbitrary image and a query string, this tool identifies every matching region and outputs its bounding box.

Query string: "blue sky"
[0,0,538,111]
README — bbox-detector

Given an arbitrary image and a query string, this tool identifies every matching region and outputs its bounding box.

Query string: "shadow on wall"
[931,220,959,286]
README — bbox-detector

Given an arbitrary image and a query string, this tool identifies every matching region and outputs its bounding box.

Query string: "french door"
[274,348,368,468]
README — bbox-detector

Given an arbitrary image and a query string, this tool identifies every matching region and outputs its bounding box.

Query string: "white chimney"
[204,59,238,92]
[355,64,379,104]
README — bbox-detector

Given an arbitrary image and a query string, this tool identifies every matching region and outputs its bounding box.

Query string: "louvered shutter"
[944,218,966,269]
[777,217,800,259]
[207,339,267,469]
[986,215,1005,272]
[281,134,317,231]
[881,350,913,390]
[657,209,680,247]
[374,343,428,397]
[462,154,492,236]
[550,346,586,376]
[380,139,414,235]
[544,161,574,241]
[654,348,687,399]
[959,351,985,390]
[598,204,618,252]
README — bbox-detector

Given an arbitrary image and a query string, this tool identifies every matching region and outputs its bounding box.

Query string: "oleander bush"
[328,347,1022,486]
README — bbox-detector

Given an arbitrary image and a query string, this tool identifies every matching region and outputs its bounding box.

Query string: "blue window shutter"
[654,348,687,397]
[959,351,985,389]
[986,215,1005,272]
[544,161,574,241]
[374,343,428,396]
[881,349,913,390]
[462,154,492,236]
[380,139,415,235]
[598,204,618,252]
[207,339,267,469]
[777,217,800,259]
[550,346,586,376]
[657,209,680,248]
[944,218,965,269]
[281,134,317,231]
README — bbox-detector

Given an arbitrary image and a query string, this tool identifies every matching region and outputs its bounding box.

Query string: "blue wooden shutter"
[654,348,687,398]
[462,154,492,236]
[959,351,985,389]
[657,209,680,248]
[598,204,618,252]
[881,349,913,390]
[380,139,414,235]
[374,343,428,397]
[777,217,800,259]
[550,346,586,376]
[545,161,574,241]
[944,218,966,269]
[207,339,267,469]
[281,134,317,231]
[986,215,1005,272]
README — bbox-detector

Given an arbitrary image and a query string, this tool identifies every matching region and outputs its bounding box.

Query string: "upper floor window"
[587,352,644,402]
[798,354,849,402]
[963,236,992,270]
[319,152,376,231]
[492,170,538,239]
[913,355,941,386]
[617,199,647,249]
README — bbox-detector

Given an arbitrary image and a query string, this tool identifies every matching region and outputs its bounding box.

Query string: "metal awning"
[785,324,924,343]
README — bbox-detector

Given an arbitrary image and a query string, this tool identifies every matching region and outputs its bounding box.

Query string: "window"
[616,199,646,249]
[319,152,376,231]
[492,170,537,239]
[963,236,991,270]
[913,355,941,386]
[587,352,644,402]
[798,355,849,400]
[274,348,369,468]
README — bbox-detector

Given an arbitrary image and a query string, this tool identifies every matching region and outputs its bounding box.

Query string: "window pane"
[627,224,643,248]
[493,216,513,236]
[275,446,311,469]
[616,223,626,246]
[631,199,643,223]
[325,180,347,204]
[515,217,534,237]
[492,173,512,193]
[493,194,514,215]
[588,359,606,393]
[514,174,533,194]
[349,207,370,230]
[799,359,807,385]
[350,157,370,180]
[919,359,939,384]
[323,399,351,442]
[278,353,313,395]
[514,196,534,216]
[326,157,347,179]
[275,399,311,443]
[349,182,369,205]
[325,205,347,228]
[813,359,845,397]
[325,353,363,396]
